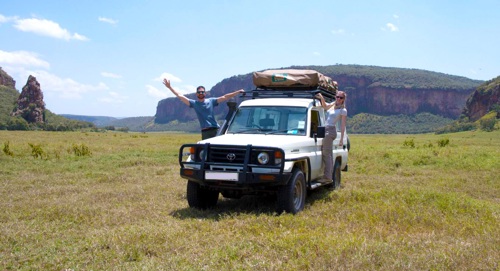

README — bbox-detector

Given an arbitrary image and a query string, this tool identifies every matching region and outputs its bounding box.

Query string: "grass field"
[1,130,499,270]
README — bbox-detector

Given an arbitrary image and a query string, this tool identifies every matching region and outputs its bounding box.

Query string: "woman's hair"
[334,91,347,109]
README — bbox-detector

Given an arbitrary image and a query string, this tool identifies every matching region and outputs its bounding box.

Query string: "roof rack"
[246,87,336,103]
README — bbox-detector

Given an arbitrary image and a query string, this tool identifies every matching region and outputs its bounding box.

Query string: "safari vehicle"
[178,70,349,214]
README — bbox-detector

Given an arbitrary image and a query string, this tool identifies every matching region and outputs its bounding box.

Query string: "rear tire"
[276,168,306,214]
[325,159,341,190]
[186,181,219,209]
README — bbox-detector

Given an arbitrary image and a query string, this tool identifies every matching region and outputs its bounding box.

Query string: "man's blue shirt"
[189,98,219,129]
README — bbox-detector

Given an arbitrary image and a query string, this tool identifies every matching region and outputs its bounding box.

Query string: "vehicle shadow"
[169,186,334,220]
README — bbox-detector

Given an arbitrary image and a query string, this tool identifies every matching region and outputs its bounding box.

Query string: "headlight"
[257,152,269,164]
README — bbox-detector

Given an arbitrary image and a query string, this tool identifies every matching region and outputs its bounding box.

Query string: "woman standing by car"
[315,91,347,183]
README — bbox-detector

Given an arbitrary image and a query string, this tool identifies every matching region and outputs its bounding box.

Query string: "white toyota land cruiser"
[178,70,349,214]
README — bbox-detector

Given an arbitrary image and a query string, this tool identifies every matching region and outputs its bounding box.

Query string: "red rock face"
[348,86,471,118]
[11,75,46,123]
[463,78,500,121]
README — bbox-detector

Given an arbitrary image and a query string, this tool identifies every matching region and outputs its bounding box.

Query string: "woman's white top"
[325,106,347,127]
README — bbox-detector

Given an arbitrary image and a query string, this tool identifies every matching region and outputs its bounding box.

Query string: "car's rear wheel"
[186,181,219,209]
[325,159,341,190]
[276,168,306,214]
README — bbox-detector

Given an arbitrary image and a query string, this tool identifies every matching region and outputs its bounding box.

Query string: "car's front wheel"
[276,168,306,214]
[186,181,219,209]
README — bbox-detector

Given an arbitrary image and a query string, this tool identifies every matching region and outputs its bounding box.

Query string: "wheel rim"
[293,175,304,210]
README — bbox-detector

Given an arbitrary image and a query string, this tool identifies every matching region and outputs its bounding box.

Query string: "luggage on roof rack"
[253,69,338,93]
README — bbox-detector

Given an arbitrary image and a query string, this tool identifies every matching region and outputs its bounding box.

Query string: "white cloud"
[28,70,108,99]
[313,52,321,56]
[147,80,196,99]
[98,17,118,25]
[331,29,346,35]
[393,14,399,19]
[384,23,399,32]
[0,14,17,23]
[98,91,128,104]
[156,72,182,83]
[0,50,50,69]
[147,84,168,99]
[101,72,122,79]
[13,18,89,41]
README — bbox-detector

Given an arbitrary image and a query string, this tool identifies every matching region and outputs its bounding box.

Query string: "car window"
[227,106,307,135]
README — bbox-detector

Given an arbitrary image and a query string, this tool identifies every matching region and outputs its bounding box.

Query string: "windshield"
[227,106,308,135]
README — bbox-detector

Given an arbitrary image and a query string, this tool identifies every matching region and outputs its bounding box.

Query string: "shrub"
[7,117,29,131]
[28,143,45,159]
[437,138,450,147]
[3,141,13,156]
[403,138,415,148]
[71,143,92,157]
[479,112,497,132]
[435,121,477,134]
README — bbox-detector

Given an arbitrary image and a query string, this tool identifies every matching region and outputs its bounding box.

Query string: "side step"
[310,180,333,190]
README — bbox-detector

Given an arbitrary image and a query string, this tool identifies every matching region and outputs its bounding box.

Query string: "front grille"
[209,147,246,163]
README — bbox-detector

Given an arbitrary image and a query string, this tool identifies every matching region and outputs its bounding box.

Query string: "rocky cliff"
[11,75,46,123]
[155,65,483,123]
[0,67,16,89]
[462,76,500,121]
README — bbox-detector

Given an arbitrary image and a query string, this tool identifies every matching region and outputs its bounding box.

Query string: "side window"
[310,110,320,136]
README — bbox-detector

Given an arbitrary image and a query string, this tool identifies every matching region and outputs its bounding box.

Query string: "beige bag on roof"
[252,69,338,92]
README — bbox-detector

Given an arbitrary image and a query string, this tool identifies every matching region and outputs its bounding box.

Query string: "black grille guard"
[179,143,286,175]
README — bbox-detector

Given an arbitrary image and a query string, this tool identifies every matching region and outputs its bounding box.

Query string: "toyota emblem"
[226,153,236,161]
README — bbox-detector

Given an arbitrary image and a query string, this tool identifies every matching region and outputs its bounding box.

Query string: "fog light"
[259,175,276,181]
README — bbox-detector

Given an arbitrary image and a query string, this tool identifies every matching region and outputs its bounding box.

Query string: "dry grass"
[0,130,499,270]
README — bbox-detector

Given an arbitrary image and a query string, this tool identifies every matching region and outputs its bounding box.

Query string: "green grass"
[1,130,499,270]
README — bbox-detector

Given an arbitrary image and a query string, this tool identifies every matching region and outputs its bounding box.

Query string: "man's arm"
[216,89,245,103]
[163,78,190,106]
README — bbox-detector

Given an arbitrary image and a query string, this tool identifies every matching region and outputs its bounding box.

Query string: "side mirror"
[316,126,326,138]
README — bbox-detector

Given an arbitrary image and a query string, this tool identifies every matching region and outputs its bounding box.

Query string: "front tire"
[186,181,219,209]
[276,168,306,214]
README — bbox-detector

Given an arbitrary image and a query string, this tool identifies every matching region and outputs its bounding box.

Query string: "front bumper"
[179,143,289,189]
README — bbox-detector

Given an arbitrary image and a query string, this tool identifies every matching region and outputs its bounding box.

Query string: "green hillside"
[348,113,454,134]
[0,85,19,123]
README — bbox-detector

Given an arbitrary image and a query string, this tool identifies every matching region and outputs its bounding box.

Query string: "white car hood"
[198,133,313,149]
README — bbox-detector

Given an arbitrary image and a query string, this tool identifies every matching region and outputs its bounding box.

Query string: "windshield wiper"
[265,129,290,135]
[231,128,263,134]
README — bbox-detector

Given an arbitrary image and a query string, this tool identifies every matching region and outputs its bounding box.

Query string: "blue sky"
[1,0,499,117]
